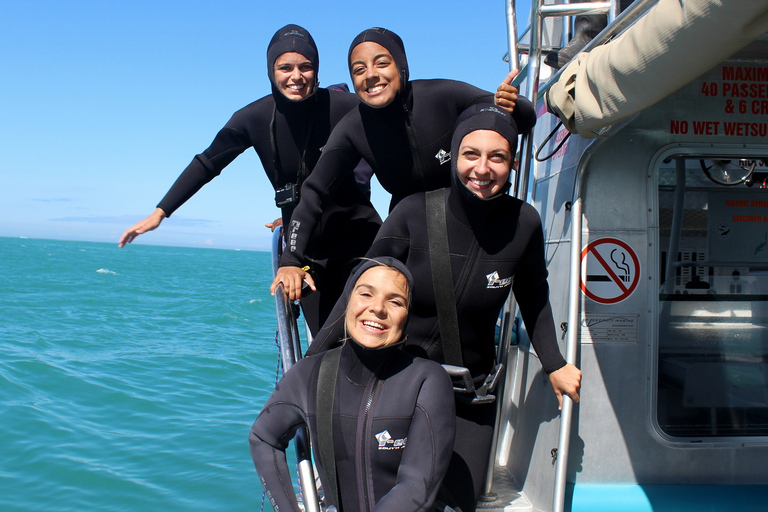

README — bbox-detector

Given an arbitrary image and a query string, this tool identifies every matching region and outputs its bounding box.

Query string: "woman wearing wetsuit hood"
[308,104,581,512]
[250,256,455,512]
[118,24,380,336]
[273,27,535,303]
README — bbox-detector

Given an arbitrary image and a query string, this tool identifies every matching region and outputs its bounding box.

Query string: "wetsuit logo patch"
[486,271,513,289]
[288,220,300,252]
[375,430,407,450]
[435,149,451,165]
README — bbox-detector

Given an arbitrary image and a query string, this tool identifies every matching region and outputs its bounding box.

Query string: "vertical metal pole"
[664,159,687,293]
[552,155,590,512]
[480,0,523,501]
[520,0,544,204]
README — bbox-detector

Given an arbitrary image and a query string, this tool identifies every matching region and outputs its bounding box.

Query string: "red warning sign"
[580,238,641,304]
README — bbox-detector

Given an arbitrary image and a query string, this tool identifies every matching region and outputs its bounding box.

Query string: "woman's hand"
[118,208,166,247]
[548,363,581,410]
[271,266,316,301]
[265,217,283,232]
[494,69,520,114]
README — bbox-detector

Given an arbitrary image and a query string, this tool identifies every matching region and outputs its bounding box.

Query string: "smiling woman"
[272,52,316,100]
[250,257,454,512]
[115,23,381,337]
[349,41,402,108]
[456,129,513,199]
[273,27,537,313]
[307,104,581,512]
[345,265,409,348]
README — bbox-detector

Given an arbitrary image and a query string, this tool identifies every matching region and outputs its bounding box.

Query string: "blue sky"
[1,1,531,251]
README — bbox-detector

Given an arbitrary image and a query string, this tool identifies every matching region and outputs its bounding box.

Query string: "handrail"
[505,1,658,511]
[271,228,321,512]
[535,0,660,104]
[479,1,524,501]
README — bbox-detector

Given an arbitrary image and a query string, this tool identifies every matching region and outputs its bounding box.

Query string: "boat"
[269,1,768,510]
[481,0,768,510]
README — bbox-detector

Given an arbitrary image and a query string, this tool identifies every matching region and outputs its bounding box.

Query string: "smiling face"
[273,52,315,101]
[456,130,512,199]
[349,42,401,108]
[345,266,409,348]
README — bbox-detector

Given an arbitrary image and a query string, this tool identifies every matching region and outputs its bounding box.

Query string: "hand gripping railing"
[500,2,659,512]
[271,228,321,512]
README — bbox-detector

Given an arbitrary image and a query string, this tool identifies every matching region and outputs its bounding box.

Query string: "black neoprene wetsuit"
[306,177,566,512]
[279,79,536,270]
[249,339,455,512]
[305,103,565,512]
[308,186,565,375]
[154,25,381,335]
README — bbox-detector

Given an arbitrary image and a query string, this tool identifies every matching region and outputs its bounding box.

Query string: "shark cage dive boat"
[479,0,768,511]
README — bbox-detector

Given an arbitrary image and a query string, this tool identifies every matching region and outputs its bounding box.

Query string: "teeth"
[288,84,305,90]
[368,84,385,93]
[363,320,386,330]
[471,179,491,186]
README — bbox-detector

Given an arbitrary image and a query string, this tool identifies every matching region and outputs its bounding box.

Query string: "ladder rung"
[539,2,611,18]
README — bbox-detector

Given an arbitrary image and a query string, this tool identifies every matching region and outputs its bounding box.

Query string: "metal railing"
[490,1,658,511]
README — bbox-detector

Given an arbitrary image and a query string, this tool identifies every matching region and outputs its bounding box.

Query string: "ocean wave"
[96,268,117,275]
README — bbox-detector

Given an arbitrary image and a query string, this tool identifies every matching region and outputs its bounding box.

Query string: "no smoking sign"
[580,238,641,304]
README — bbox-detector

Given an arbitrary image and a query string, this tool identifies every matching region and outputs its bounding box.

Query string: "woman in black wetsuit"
[250,257,455,512]
[117,24,380,335]
[272,27,534,303]
[308,104,582,512]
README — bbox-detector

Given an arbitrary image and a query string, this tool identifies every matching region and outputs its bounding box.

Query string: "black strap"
[426,189,463,367]
[316,346,342,510]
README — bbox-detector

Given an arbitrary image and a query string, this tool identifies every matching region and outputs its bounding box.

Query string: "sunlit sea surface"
[0,237,293,511]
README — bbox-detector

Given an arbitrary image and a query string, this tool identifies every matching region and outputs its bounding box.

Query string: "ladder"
[487,1,658,511]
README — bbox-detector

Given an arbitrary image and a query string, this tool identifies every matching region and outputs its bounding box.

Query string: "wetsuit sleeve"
[249,366,311,512]
[306,196,415,355]
[364,197,416,261]
[448,79,535,134]
[373,364,455,512]
[512,206,566,374]
[302,199,414,354]
[511,96,537,135]
[279,118,363,268]
[157,110,254,217]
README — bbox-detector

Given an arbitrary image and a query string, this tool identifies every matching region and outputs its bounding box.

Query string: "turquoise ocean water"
[0,237,294,511]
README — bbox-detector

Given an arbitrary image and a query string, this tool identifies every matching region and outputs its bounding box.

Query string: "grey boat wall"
[494,34,768,511]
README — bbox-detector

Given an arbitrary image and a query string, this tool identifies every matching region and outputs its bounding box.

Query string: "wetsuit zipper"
[360,378,379,512]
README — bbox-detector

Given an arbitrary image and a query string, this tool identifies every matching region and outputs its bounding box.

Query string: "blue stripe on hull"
[567,484,768,512]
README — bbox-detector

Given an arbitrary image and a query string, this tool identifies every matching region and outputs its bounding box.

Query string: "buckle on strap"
[441,363,505,405]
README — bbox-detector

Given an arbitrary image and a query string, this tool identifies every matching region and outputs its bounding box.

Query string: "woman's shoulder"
[410,78,487,94]
[394,351,452,382]
[324,87,360,107]
[390,191,427,213]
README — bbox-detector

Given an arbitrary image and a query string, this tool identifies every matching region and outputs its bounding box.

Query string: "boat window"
[657,156,768,437]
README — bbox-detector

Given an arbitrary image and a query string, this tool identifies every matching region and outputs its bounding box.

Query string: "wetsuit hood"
[267,24,319,103]
[348,27,410,108]
[449,104,518,211]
